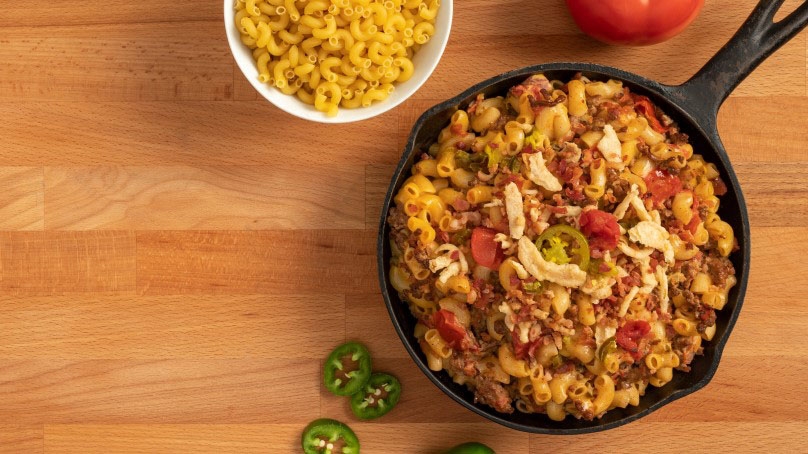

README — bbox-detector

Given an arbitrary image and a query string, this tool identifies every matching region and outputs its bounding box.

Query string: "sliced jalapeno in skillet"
[323,342,372,396]
[301,418,360,454]
[598,336,617,363]
[444,441,495,454]
[349,372,401,420]
[535,224,590,271]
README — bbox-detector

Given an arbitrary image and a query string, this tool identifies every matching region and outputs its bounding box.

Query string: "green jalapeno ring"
[350,372,402,420]
[323,342,373,397]
[535,224,591,271]
[301,418,360,454]
[444,441,496,454]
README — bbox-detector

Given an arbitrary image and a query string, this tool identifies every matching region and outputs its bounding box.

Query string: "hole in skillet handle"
[378,62,754,434]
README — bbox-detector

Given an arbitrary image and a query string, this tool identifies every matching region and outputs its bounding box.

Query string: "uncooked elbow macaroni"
[386,73,738,421]
[234,0,439,116]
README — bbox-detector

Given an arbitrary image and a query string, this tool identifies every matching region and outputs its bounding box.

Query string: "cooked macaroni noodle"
[386,73,738,420]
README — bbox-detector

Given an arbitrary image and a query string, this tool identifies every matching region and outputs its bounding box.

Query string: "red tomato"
[565,0,704,46]
[645,170,683,205]
[470,227,504,269]
[615,320,651,360]
[434,310,467,350]
[579,209,620,252]
[633,95,669,133]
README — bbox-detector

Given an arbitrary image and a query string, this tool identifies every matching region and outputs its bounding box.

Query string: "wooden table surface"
[0,0,806,452]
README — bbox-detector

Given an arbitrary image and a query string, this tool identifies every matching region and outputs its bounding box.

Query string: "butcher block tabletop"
[0,0,806,452]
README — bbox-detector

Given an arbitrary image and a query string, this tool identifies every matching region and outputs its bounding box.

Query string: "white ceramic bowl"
[224,1,453,123]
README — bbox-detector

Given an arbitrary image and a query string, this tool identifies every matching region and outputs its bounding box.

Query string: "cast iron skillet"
[378,1,808,434]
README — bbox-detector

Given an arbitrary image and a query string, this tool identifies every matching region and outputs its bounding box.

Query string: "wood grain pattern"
[345,293,409,359]
[0,360,317,424]
[0,294,345,359]
[0,0,805,451]
[0,23,233,102]
[44,425,277,454]
[0,102,399,166]
[135,230,376,295]
[44,165,365,230]
[44,423,529,454]
[0,231,135,294]
[0,426,43,454]
[0,167,44,231]
[735,164,808,227]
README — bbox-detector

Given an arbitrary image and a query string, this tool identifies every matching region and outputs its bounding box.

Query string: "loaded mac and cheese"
[387,73,737,421]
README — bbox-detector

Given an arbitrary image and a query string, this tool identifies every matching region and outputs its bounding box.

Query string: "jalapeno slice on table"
[301,418,360,454]
[323,342,372,396]
[349,372,401,420]
[535,224,590,271]
[444,442,496,454]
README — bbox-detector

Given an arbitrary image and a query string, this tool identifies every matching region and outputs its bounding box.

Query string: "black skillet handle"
[667,0,808,127]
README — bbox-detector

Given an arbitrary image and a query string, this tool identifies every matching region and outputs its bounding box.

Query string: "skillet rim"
[377,62,751,434]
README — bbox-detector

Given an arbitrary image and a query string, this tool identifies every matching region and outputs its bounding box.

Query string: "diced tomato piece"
[471,227,504,269]
[645,169,683,205]
[579,209,620,252]
[615,320,651,360]
[684,195,702,234]
[633,95,669,133]
[434,310,469,351]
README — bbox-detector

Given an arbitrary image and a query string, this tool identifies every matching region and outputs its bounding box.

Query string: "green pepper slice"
[445,442,496,454]
[535,224,590,271]
[452,228,471,245]
[455,150,486,172]
[301,418,360,454]
[483,145,503,171]
[350,372,401,420]
[598,336,617,363]
[522,281,542,293]
[455,150,471,168]
[323,342,372,397]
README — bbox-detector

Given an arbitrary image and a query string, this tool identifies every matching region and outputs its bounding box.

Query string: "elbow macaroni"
[234,0,439,115]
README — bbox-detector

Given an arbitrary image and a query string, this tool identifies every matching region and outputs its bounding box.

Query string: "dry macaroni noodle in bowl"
[378,0,808,433]
[224,0,452,123]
